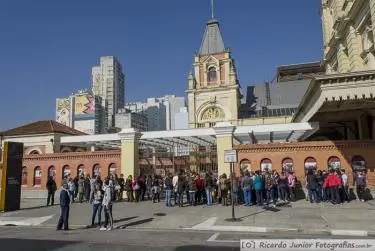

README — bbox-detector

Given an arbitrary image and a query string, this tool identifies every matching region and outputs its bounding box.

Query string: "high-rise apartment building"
[92,56,125,131]
[321,0,375,73]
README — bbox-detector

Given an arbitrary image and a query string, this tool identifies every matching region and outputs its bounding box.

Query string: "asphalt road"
[1,226,374,251]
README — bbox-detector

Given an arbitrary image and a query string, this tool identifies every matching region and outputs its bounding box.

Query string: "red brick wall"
[21,151,121,190]
[235,140,375,187]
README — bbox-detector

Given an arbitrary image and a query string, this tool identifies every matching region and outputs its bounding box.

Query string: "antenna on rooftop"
[211,0,215,19]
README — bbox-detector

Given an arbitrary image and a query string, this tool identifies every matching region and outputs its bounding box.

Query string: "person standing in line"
[57,182,70,231]
[253,171,264,206]
[145,175,152,200]
[340,169,349,202]
[177,174,185,207]
[306,169,318,203]
[101,179,113,231]
[84,174,91,202]
[172,172,179,205]
[188,175,197,206]
[164,173,173,207]
[277,172,288,202]
[68,178,76,204]
[77,176,85,203]
[287,172,296,201]
[91,183,103,228]
[152,175,160,203]
[46,176,57,206]
[241,171,252,206]
[204,173,213,206]
[117,174,125,201]
[353,171,367,202]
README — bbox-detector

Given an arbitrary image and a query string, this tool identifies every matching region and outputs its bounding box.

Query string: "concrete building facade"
[115,108,148,132]
[92,56,125,130]
[124,95,185,131]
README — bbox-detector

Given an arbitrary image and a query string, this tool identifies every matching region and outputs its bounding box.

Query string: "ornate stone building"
[187,19,242,128]
[321,0,375,72]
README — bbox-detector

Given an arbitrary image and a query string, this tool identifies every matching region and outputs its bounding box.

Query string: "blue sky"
[0,0,322,130]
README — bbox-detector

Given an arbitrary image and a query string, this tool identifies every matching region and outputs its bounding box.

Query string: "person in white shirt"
[341,169,349,202]
[172,173,179,205]
[100,179,113,231]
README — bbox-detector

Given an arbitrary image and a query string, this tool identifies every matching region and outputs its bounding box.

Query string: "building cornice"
[235,140,375,153]
[22,150,121,161]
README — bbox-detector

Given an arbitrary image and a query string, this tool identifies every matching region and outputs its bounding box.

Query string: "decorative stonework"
[201,106,225,121]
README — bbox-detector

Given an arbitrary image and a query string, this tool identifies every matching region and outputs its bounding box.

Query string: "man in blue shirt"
[57,182,70,231]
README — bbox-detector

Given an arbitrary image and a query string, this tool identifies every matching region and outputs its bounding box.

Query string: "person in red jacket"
[195,175,204,205]
[323,169,341,204]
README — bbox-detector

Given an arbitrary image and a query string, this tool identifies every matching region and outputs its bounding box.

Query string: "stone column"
[118,128,142,179]
[347,24,363,70]
[370,0,375,42]
[214,122,235,177]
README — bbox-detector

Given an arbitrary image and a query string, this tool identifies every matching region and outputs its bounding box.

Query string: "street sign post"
[223,149,240,222]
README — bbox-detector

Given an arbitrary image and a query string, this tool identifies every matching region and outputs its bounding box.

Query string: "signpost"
[224,149,240,222]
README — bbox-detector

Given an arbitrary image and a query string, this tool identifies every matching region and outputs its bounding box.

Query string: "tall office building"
[92,56,125,131]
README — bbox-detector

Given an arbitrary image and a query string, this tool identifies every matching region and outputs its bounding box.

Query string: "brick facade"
[235,140,375,187]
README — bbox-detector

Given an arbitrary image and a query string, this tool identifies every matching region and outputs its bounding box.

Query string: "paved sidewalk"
[1,199,375,236]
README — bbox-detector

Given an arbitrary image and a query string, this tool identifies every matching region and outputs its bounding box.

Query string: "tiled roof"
[0,120,86,136]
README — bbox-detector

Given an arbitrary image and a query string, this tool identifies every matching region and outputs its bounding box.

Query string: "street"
[1,226,374,251]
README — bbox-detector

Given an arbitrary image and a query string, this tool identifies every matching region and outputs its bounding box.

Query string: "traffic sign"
[224,149,237,163]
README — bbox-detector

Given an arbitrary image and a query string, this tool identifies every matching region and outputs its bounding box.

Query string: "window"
[328,156,341,170]
[48,166,56,178]
[62,165,71,180]
[22,167,27,186]
[260,159,272,171]
[207,67,217,82]
[282,158,294,172]
[209,122,216,127]
[197,123,205,128]
[108,163,117,176]
[93,164,101,177]
[33,167,42,186]
[77,165,85,177]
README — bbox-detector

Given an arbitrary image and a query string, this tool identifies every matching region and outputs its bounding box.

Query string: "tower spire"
[211,0,215,19]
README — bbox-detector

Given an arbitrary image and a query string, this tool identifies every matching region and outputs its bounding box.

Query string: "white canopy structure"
[60,122,319,149]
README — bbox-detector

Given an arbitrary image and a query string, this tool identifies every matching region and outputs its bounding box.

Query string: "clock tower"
[187,18,241,128]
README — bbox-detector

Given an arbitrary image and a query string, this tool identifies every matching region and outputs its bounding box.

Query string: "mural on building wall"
[56,98,72,126]
[74,95,95,120]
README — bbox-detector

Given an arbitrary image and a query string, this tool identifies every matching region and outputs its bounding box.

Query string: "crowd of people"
[50,168,369,231]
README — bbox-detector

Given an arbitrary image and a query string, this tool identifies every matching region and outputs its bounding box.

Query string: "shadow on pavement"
[0,238,80,251]
[174,245,239,251]
[20,204,59,211]
[119,217,154,229]
[113,216,138,224]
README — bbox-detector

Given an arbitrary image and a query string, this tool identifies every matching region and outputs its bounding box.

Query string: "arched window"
[207,67,217,82]
[48,166,56,178]
[108,163,117,176]
[240,159,251,172]
[33,167,42,186]
[77,165,85,177]
[328,156,341,170]
[260,158,272,171]
[22,167,28,186]
[351,155,366,172]
[304,157,317,170]
[62,165,71,180]
[29,150,40,155]
[282,158,294,172]
[93,164,101,177]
